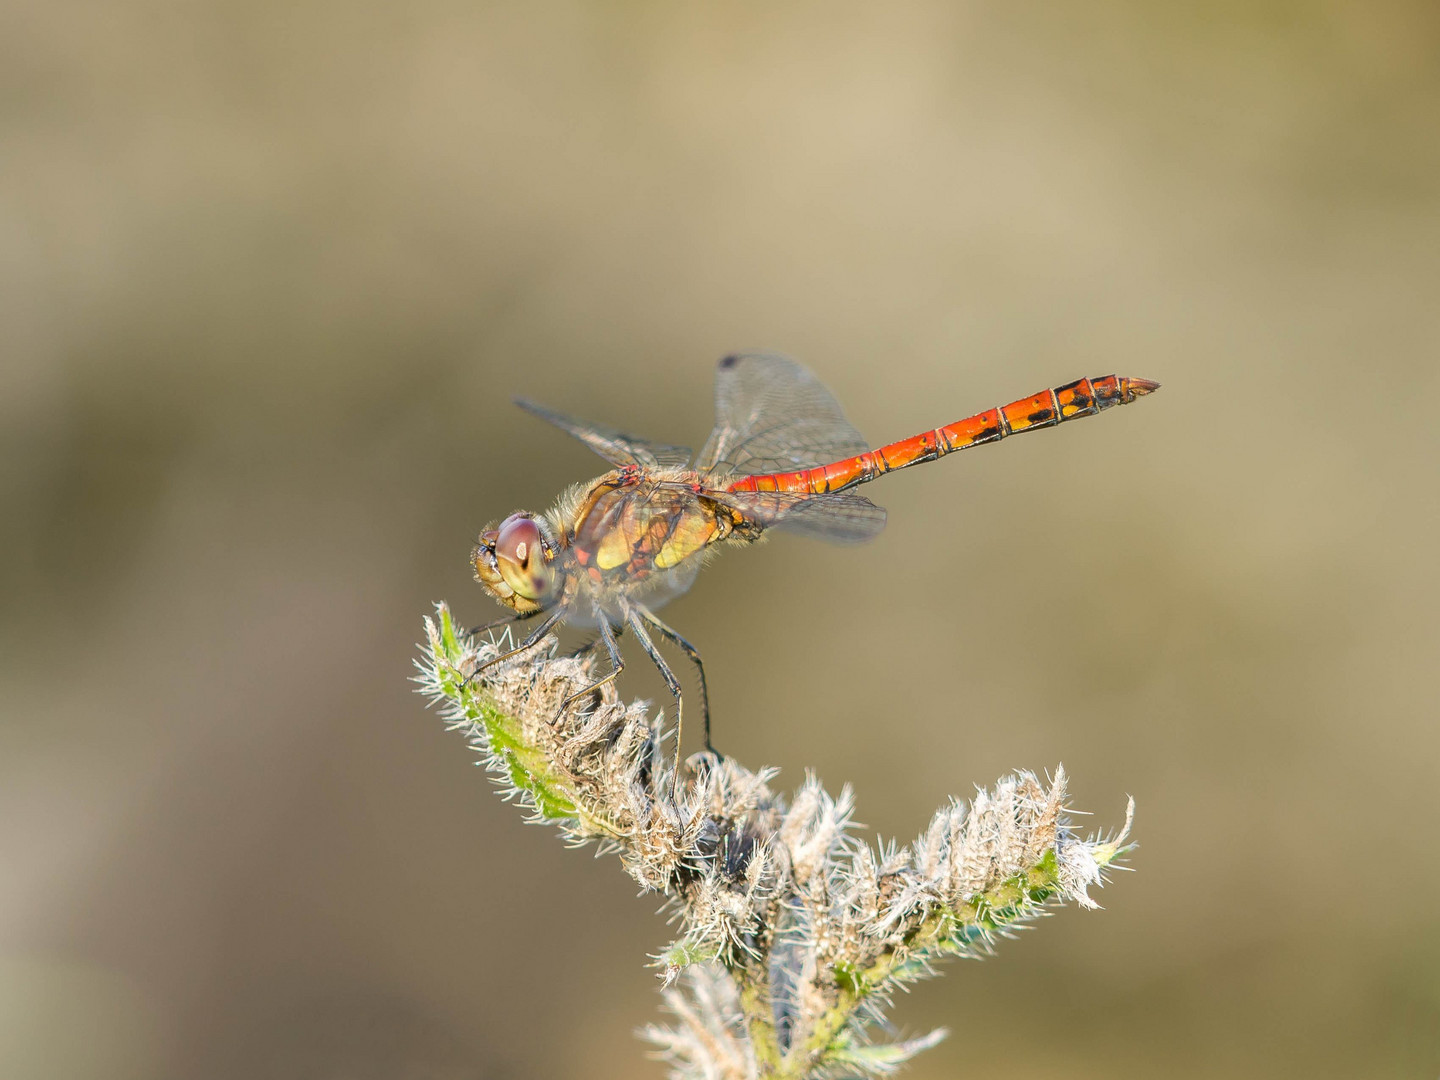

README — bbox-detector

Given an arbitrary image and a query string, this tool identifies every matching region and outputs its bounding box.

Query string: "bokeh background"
[4,2,1439,1077]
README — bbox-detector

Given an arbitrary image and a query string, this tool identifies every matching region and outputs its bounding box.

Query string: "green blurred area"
[3,2,1439,1077]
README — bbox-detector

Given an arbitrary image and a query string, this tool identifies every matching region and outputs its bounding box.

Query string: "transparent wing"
[515,398,692,469]
[717,489,888,545]
[695,353,870,477]
[625,559,706,613]
[571,560,705,623]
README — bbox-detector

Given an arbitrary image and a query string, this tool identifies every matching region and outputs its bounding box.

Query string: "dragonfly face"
[472,511,562,615]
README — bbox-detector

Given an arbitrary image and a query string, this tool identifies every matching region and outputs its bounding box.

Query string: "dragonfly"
[469,353,1158,797]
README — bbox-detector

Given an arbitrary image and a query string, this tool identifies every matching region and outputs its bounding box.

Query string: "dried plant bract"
[416,603,1133,1079]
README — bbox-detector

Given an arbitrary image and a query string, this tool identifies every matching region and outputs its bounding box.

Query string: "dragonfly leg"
[467,610,536,638]
[634,606,716,758]
[623,606,687,802]
[461,607,565,690]
[563,621,625,662]
[559,615,625,715]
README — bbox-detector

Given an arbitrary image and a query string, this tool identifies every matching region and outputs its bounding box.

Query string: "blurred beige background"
[3,2,1439,1077]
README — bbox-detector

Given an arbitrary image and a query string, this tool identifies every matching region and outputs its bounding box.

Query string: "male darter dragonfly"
[469,353,1158,794]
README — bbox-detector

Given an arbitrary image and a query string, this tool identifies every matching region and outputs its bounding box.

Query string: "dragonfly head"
[472,512,560,614]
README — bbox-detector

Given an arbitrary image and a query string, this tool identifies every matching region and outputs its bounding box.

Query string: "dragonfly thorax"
[567,470,742,583]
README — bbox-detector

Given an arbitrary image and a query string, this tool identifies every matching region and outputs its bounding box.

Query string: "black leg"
[467,610,535,638]
[624,606,686,801]
[563,621,625,661]
[462,607,565,689]
[560,614,625,714]
[635,606,716,757]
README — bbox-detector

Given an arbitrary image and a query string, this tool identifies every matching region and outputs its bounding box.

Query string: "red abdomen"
[727,374,1159,496]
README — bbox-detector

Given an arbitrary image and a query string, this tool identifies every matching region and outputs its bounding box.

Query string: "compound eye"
[496,515,542,568]
[494,514,551,599]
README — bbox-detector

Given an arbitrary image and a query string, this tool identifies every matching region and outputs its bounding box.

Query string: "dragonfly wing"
[718,489,888,545]
[629,559,705,613]
[515,398,692,469]
[695,353,870,477]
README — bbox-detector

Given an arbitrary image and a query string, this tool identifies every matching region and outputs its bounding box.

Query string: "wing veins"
[515,397,692,469]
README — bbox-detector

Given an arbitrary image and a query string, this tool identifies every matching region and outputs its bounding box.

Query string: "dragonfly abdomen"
[726,375,1158,496]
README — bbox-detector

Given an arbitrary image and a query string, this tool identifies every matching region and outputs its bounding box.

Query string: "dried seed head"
[415,603,1133,1080]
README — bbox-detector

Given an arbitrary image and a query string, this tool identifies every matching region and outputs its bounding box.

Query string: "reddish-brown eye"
[496,515,541,568]
[494,514,552,600]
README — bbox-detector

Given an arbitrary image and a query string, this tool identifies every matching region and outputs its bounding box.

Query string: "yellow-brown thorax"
[565,468,744,590]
